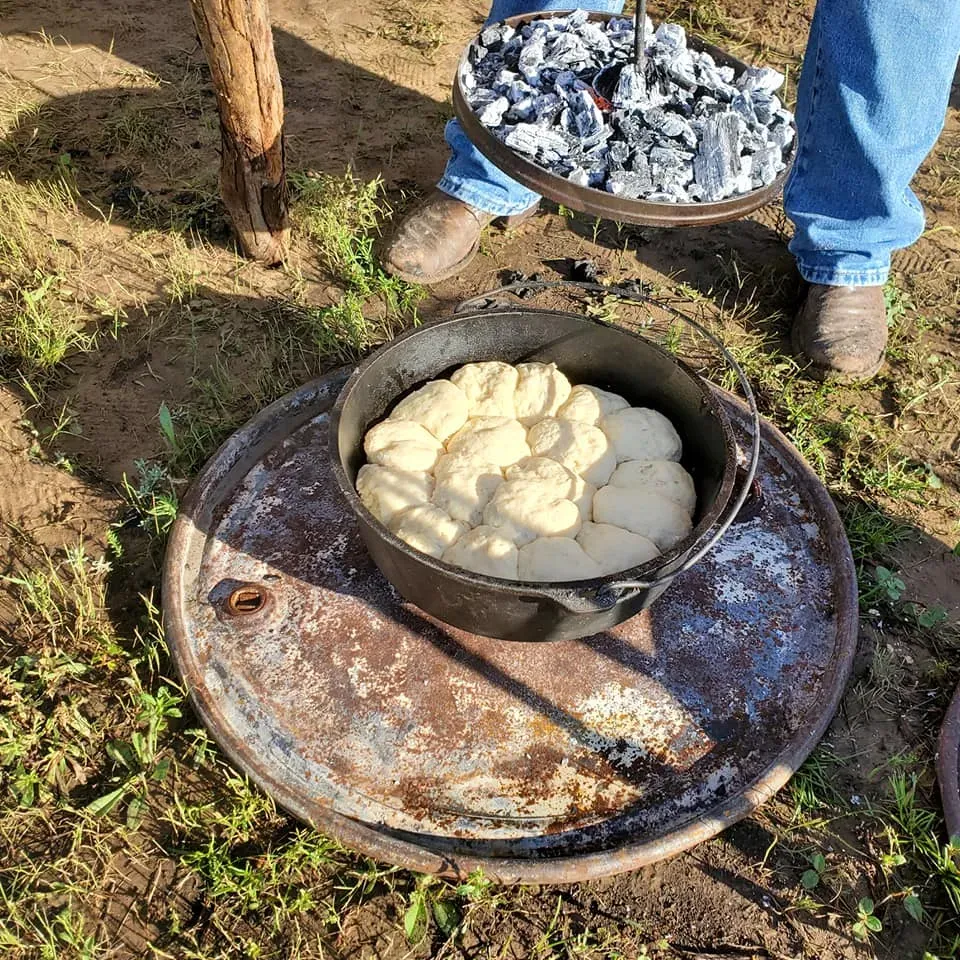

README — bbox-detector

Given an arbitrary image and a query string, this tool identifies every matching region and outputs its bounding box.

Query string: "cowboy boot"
[791,283,887,383]
[384,191,539,284]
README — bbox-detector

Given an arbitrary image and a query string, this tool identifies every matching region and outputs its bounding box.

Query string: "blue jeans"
[438,0,960,286]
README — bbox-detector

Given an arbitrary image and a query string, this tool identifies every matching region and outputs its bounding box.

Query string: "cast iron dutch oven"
[330,306,751,642]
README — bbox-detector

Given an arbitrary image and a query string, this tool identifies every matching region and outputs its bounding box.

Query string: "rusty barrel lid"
[163,368,857,882]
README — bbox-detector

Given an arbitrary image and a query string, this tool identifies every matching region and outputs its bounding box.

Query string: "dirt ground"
[1,0,960,957]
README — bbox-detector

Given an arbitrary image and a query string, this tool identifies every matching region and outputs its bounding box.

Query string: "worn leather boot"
[791,283,887,383]
[384,191,539,284]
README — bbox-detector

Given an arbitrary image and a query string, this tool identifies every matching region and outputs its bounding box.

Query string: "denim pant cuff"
[796,262,889,287]
[435,177,539,217]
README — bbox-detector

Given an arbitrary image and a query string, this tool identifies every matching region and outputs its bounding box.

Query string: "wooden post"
[190,0,289,264]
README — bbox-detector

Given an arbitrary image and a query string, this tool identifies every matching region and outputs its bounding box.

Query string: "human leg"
[786,0,960,379]
[384,0,624,282]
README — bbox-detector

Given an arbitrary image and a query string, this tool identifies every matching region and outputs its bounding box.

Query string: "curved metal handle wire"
[457,279,762,609]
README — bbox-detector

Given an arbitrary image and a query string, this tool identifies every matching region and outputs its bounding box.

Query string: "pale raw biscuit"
[557,384,630,425]
[513,362,572,426]
[482,479,582,546]
[518,537,603,582]
[363,419,443,472]
[388,504,468,559]
[356,464,434,526]
[506,456,594,521]
[389,379,469,442]
[442,525,519,579]
[450,361,519,417]
[577,521,660,575]
[600,407,683,463]
[527,417,616,486]
[592,487,693,550]
[446,416,530,467]
[432,452,504,526]
[608,460,697,514]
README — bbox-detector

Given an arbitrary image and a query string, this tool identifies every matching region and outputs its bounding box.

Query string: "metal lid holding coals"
[452,10,795,228]
[163,365,856,882]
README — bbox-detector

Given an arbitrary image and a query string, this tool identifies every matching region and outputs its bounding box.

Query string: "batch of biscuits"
[356,360,696,582]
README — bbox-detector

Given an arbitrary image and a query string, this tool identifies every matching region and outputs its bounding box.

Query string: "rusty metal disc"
[938,684,960,839]
[452,10,795,228]
[163,368,857,882]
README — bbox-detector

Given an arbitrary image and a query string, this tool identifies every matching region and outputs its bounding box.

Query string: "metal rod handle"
[634,0,647,73]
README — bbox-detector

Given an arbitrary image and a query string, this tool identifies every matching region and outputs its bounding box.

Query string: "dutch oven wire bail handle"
[456,279,762,612]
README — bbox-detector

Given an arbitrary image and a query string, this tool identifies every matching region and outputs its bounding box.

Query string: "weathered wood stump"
[190,0,289,264]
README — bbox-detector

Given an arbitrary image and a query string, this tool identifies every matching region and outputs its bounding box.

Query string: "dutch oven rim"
[328,307,738,605]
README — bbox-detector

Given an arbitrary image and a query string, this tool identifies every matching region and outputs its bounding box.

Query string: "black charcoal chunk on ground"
[571,259,600,282]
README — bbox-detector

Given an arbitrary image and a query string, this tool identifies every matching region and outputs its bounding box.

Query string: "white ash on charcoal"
[461,9,796,202]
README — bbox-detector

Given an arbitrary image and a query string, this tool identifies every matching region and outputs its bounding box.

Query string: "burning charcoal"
[532,92,564,125]
[553,70,586,97]
[751,144,782,186]
[493,68,519,92]
[563,9,590,28]
[477,96,511,126]
[504,123,570,158]
[751,92,777,125]
[545,32,591,70]
[606,167,653,199]
[579,21,613,56]
[571,259,600,282]
[612,63,646,108]
[608,140,631,169]
[658,112,697,146]
[737,65,784,94]
[468,11,796,204]
[731,92,759,128]
[739,126,769,153]
[481,25,504,48]
[693,112,742,201]
[666,51,698,89]
[521,19,552,40]
[507,96,537,122]
[769,121,795,151]
[469,87,501,109]
[507,79,535,103]
[518,36,546,82]
[654,22,686,52]
[696,61,735,101]
[569,89,605,138]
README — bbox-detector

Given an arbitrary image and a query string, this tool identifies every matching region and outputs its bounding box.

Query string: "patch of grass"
[379,0,445,55]
[0,270,95,374]
[841,499,912,571]
[789,747,845,816]
[287,171,424,360]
